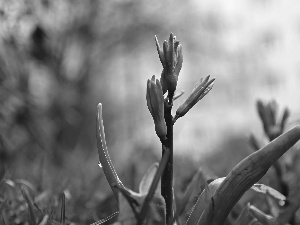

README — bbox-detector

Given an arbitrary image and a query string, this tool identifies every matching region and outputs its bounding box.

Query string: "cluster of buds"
[256,99,290,141]
[146,33,215,141]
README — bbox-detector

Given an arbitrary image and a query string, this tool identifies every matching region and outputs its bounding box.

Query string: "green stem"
[162,100,173,224]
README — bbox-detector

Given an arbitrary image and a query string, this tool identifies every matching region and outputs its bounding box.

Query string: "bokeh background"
[1,0,300,223]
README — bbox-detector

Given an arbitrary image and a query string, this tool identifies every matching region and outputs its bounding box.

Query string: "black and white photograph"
[1,1,300,224]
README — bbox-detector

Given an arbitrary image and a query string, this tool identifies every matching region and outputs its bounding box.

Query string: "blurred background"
[1,0,300,223]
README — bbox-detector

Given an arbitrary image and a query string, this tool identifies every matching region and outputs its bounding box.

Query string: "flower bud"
[256,99,290,141]
[146,75,167,141]
[155,33,183,100]
[174,75,215,122]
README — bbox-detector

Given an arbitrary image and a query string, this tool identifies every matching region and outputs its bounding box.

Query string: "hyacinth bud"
[155,33,183,100]
[174,75,215,123]
[146,75,167,141]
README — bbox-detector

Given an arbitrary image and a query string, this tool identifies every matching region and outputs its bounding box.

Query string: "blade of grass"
[168,168,207,225]
[137,147,170,225]
[21,186,37,225]
[46,208,55,225]
[185,176,219,225]
[89,212,119,225]
[60,193,65,225]
[34,202,44,217]
[202,178,214,225]
[233,203,250,225]
[39,215,49,225]
[1,211,6,225]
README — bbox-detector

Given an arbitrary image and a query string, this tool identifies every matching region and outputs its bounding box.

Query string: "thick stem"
[162,101,173,224]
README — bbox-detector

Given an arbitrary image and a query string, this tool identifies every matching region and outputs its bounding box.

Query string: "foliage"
[1,1,300,225]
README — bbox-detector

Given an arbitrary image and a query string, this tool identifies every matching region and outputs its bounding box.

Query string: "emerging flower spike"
[174,75,215,123]
[256,99,290,141]
[155,33,183,101]
[146,75,167,142]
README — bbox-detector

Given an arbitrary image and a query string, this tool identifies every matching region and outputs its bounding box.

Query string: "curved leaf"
[200,126,300,225]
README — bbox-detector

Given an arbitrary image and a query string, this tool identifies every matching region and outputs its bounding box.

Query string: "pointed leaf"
[251,184,286,202]
[39,215,50,225]
[170,168,207,225]
[185,185,207,225]
[89,212,119,225]
[139,163,159,195]
[185,177,223,225]
[96,104,125,201]
[248,205,279,225]
[1,211,7,225]
[204,126,300,225]
[117,188,140,224]
[22,187,37,225]
[233,203,250,225]
[202,178,214,225]
[265,191,281,218]
[138,148,169,225]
